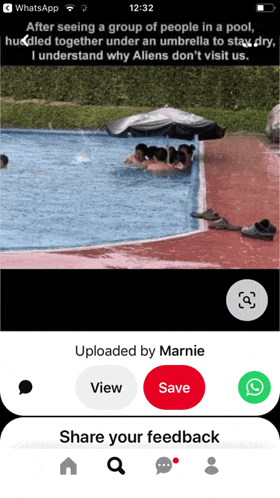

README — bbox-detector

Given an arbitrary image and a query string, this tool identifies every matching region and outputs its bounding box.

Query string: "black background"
[1,269,279,331]
[1,1,279,65]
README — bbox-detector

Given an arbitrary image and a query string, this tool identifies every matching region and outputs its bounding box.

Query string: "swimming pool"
[1,129,201,252]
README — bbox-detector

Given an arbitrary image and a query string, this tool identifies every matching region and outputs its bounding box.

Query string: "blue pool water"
[1,129,200,251]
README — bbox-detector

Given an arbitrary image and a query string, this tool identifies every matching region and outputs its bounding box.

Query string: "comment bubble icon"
[19,380,33,395]
[156,457,172,475]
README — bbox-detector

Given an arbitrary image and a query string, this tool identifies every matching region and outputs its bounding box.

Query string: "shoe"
[208,217,242,231]
[259,219,277,234]
[241,223,274,241]
[191,209,220,221]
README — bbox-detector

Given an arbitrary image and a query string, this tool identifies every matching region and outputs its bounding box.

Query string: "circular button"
[143,365,205,410]
[238,371,271,404]
[226,279,268,321]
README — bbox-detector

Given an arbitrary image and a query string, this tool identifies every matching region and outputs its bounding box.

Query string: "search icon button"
[107,457,125,475]
[243,296,252,305]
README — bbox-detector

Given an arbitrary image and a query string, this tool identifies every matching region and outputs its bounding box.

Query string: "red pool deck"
[1,134,279,269]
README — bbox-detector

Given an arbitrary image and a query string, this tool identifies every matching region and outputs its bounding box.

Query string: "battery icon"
[256,3,276,11]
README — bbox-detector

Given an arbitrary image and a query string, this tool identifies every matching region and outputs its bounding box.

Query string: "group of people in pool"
[124,143,195,172]
[1,144,196,172]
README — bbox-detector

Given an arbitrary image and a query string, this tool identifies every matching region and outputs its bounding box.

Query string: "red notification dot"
[173,458,179,464]
[143,365,205,410]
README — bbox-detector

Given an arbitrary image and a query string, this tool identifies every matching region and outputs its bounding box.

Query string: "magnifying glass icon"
[107,457,125,475]
[243,296,252,305]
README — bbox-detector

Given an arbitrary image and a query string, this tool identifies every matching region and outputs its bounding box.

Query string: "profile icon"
[205,457,219,475]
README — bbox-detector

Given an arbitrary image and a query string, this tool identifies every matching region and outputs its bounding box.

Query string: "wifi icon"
[65,4,75,11]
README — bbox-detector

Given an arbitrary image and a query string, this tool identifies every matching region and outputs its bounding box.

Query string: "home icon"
[60,457,77,475]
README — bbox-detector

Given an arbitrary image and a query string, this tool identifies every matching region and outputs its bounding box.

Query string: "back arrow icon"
[21,35,29,46]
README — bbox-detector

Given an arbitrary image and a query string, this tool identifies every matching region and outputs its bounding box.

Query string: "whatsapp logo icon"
[238,371,271,404]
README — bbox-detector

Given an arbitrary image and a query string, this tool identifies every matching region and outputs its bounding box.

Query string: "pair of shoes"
[191,209,241,230]
[208,217,242,231]
[192,210,277,240]
[241,219,277,241]
[191,208,220,221]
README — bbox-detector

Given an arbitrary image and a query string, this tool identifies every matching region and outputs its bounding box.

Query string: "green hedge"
[0,101,149,129]
[1,101,269,133]
[1,66,279,110]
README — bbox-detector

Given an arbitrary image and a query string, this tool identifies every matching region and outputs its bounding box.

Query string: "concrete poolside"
[1,134,279,269]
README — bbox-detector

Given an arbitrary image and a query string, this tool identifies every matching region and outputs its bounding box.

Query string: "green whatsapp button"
[238,371,271,404]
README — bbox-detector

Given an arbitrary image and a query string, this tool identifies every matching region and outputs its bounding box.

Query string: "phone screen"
[0,2,279,497]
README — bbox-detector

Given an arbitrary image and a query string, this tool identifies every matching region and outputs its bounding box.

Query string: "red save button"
[143,365,205,410]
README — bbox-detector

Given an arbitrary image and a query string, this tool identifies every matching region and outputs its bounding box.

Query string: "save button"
[143,365,205,410]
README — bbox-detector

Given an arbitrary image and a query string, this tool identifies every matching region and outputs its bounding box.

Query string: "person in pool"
[178,144,195,168]
[173,151,191,171]
[142,146,159,168]
[178,143,195,158]
[146,148,175,171]
[1,154,9,169]
[167,146,177,165]
[124,143,147,164]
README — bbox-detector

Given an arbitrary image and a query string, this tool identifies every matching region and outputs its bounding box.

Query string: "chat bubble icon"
[156,457,172,475]
[19,380,33,395]
[246,378,264,396]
